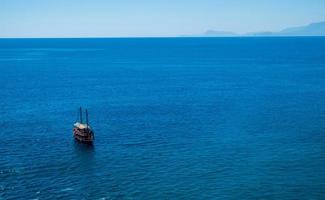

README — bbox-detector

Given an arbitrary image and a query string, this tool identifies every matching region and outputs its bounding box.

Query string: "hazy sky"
[1,0,325,37]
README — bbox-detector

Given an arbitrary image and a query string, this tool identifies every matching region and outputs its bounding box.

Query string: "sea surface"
[0,37,325,199]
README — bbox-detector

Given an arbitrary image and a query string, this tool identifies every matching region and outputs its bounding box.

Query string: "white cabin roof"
[74,122,91,129]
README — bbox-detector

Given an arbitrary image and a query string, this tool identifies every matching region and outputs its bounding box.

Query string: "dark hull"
[73,128,94,144]
[74,137,93,144]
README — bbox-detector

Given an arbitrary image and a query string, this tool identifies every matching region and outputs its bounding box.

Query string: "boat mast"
[86,109,89,129]
[80,107,83,123]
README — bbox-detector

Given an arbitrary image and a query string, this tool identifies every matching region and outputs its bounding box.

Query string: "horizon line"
[1,36,325,39]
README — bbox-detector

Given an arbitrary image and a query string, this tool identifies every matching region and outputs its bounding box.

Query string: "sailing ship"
[73,107,94,144]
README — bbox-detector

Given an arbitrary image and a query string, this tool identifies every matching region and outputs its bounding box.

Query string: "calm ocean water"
[0,37,325,199]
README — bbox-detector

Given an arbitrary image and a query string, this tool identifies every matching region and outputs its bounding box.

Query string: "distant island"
[191,21,325,37]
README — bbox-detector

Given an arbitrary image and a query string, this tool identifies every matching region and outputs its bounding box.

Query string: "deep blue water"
[0,37,325,199]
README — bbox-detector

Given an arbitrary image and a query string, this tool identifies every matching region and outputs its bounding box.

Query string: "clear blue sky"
[1,0,325,37]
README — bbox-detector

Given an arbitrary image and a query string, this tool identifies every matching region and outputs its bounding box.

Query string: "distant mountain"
[277,21,325,36]
[194,21,325,37]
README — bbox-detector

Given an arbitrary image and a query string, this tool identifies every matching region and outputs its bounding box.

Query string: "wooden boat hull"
[74,135,94,144]
[73,128,94,144]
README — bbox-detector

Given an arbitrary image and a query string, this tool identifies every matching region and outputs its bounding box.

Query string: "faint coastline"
[186,21,325,37]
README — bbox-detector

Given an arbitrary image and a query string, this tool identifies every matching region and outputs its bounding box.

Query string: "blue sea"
[0,37,325,199]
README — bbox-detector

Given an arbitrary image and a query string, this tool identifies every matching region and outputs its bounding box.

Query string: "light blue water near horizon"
[0,37,325,199]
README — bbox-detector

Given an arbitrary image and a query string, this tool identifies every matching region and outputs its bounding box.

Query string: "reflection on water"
[73,141,95,162]
[73,141,99,198]
[74,141,95,152]
[73,141,95,174]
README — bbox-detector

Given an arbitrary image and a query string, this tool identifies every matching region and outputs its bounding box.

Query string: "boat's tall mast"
[86,109,89,129]
[80,107,83,123]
